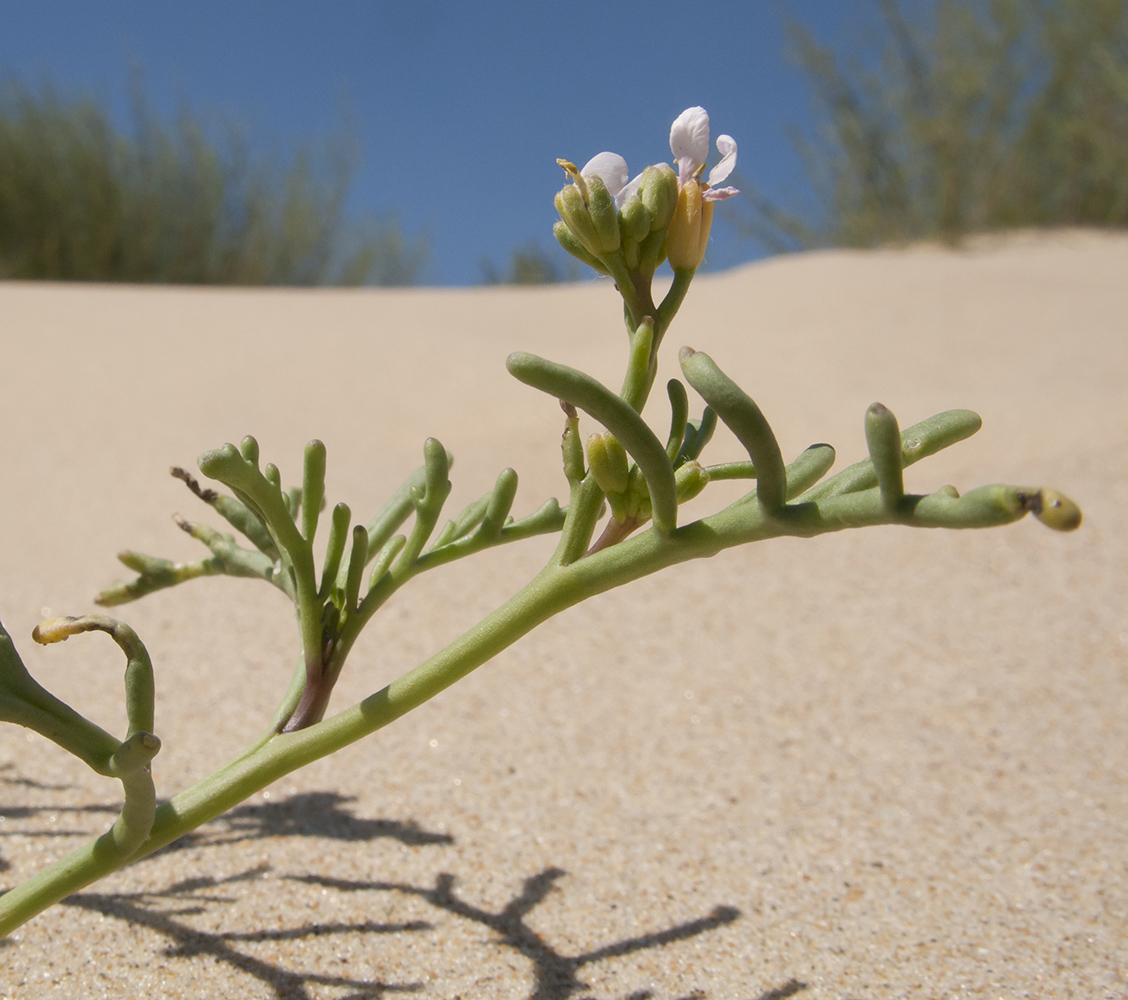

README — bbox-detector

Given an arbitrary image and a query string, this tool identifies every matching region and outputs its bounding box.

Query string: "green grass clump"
[735,0,1128,252]
[0,80,427,285]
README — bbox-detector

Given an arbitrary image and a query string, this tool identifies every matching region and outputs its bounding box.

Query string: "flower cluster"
[554,107,738,278]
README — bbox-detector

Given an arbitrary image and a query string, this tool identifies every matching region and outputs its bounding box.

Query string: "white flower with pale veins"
[666,107,738,269]
[669,106,738,201]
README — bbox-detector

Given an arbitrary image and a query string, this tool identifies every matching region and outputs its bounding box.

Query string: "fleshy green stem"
[0,755,157,937]
[1,433,1070,937]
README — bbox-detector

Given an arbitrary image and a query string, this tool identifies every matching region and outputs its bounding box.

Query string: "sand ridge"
[0,231,1125,998]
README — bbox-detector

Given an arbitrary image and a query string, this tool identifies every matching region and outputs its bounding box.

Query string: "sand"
[0,230,1124,998]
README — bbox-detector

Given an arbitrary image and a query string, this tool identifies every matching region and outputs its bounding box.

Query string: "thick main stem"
[0,764,157,937]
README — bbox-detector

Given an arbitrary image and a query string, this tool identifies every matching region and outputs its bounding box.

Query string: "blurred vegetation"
[480,240,580,285]
[0,80,427,285]
[734,0,1128,252]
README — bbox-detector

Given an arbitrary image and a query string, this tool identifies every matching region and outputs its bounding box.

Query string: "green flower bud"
[587,432,630,496]
[554,220,610,275]
[624,464,650,521]
[674,460,709,504]
[554,158,620,259]
[585,174,621,255]
[639,163,678,232]
[619,196,651,245]
[562,408,585,483]
[616,196,649,271]
[555,184,603,259]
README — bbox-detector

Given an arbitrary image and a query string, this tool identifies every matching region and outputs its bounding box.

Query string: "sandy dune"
[1,230,1125,998]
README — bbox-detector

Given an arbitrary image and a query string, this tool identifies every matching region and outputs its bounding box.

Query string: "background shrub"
[733,0,1128,252]
[0,80,427,285]
[479,241,580,285]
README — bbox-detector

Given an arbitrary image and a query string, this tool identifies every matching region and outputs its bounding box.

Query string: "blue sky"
[0,1,869,285]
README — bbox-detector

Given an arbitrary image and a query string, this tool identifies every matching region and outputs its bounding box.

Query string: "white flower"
[565,107,736,212]
[669,106,738,201]
[578,151,643,208]
[554,107,738,272]
[666,107,738,269]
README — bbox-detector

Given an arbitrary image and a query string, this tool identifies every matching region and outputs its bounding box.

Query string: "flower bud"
[585,175,621,255]
[587,432,630,496]
[674,460,709,504]
[562,408,585,483]
[666,178,714,271]
[638,163,678,232]
[555,184,603,259]
[554,220,610,275]
[624,465,650,521]
[619,196,651,245]
[554,163,621,259]
[616,196,650,271]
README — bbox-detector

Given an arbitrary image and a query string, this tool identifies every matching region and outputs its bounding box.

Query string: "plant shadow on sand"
[9,785,804,1000]
[0,764,118,878]
[157,790,456,851]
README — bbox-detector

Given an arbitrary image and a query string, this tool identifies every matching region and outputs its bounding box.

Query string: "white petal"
[581,152,629,197]
[614,171,645,208]
[670,107,710,181]
[707,135,737,187]
[702,185,739,202]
